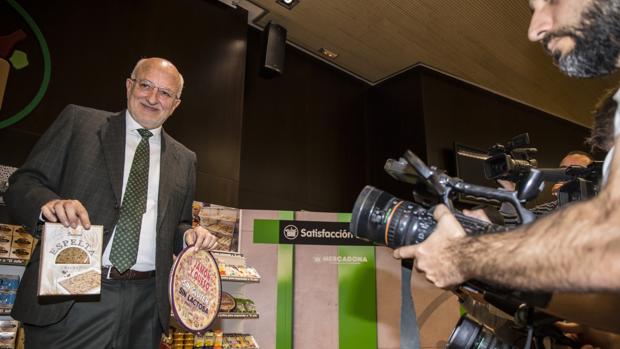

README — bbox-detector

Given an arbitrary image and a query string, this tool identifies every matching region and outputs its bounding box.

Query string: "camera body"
[483,133,538,183]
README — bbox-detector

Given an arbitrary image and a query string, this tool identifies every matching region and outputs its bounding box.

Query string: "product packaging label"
[169,248,221,334]
[38,223,103,296]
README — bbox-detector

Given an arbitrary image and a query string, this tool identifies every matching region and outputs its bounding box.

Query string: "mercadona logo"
[283,225,299,240]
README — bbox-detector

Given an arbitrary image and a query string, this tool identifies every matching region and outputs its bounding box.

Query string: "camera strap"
[401,264,421,349]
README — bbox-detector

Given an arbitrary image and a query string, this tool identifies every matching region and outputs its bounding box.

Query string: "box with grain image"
[38,223,103,296]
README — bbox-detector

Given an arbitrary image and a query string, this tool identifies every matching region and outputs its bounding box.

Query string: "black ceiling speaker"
[259,21,287,78]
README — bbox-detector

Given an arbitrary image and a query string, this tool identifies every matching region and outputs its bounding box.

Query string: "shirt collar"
[125,110,162,138]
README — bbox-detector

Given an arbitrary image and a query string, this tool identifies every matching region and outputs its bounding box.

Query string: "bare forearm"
[455,193,620,291]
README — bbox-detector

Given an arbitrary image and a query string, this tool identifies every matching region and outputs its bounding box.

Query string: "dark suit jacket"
[5,104,196,329]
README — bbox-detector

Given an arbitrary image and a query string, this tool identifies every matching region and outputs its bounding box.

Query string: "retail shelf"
[0,308,11,315]
[217,312,259,319]
[0,258,27,266]
[221,275,260,283]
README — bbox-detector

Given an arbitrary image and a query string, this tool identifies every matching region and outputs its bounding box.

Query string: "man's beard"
[541,0,620,78]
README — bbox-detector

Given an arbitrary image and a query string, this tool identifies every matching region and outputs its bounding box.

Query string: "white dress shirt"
[102,111,161,272]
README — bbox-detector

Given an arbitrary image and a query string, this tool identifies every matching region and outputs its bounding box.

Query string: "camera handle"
[450,182,536,225]
[401,150,536,224]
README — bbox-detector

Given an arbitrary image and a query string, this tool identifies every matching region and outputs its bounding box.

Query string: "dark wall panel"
[365,70,428,200]
[419,68,591,171]
[369,66,592,205]
[239,28,369,212]
[0,0,247,207]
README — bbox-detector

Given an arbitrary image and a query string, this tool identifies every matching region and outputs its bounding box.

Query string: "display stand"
[0,201,27,349]
[167,250,261,348]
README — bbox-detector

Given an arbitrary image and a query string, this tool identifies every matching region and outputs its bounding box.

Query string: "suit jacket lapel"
[99,111,126,206]
[157,130,178,230]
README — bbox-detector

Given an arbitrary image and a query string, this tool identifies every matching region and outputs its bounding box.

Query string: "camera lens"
[448,315,516,349]
[350,186,436,248]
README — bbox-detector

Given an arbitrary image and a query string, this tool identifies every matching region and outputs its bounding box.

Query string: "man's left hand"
[393,204,469,288]
[184,226,218,251]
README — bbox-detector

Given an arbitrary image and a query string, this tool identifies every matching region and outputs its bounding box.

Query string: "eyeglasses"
[130,78,180,102]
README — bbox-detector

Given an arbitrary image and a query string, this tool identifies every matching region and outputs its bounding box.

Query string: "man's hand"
[556,321,620,349]
[497,179,516,191]
[462,208,491,223]
[393,204,469,288]
[41,199,91,229]
[184,225,218,251]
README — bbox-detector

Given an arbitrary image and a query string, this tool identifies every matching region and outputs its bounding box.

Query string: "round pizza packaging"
[169,247,222,334]
[220,292,236,312]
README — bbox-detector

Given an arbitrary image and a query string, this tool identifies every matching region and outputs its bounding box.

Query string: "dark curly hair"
[586,87,617,152]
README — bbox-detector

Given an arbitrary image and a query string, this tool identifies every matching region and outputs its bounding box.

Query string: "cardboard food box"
[38,223,103,296]
[9,228,33,260]
[0,226,12,259]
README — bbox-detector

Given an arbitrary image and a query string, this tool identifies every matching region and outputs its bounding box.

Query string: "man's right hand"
[41,199,91,229]
[393,204,470,288]
[462,208,492,223]
[496,179,516,191]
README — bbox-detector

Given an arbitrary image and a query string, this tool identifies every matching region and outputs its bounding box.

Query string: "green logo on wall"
[0,0,51,130]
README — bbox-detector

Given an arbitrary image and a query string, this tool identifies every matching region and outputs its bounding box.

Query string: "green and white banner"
[254,213,377,349]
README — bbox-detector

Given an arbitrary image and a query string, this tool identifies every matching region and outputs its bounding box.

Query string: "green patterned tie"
[110,128,153,273]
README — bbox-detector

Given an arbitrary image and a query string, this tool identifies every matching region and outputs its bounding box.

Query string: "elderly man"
[394,0,620,292]
[5,57,217,349]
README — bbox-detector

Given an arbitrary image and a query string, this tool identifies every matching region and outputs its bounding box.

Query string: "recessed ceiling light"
[318,47,338,59]
[276,0,299,10]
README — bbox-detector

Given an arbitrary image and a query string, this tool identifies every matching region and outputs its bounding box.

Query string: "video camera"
[483,133,601,208]
[483,133,538,183]
[350,150,579,349]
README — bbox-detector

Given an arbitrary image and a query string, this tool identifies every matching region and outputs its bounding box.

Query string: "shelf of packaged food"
[169,312,259,325]
[0,258,27,266]
[0,308,11,315]
[217,312,259,319]
[221,275,260,283]
[163,329,259,349]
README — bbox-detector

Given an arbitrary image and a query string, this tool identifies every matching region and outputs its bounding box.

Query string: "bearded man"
[394,0,620,293]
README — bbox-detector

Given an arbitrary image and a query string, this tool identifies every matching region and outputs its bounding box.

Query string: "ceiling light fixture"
[276,0,299,10]
[318,47,338,59]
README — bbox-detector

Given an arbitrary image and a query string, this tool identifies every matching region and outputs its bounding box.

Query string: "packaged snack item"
[234,299,246,313]
[38,223,103,296]
[213,330,223,349]
[219,292,236,312]
[243,299,256,314]
[244,267,260,279]
[0,292,15,309]
[0,275,18,292]
[244,335,257,348]
[10,228,34,260]
[193,334,204,348]
[204,331,215,348]
[0,225,12,259]
[0,321,17,333]
[0,331,16,348]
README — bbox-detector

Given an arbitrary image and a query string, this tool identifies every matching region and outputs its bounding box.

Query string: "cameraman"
[394,0,620,293]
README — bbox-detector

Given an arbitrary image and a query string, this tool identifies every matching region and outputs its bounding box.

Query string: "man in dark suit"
[5,57,217,348]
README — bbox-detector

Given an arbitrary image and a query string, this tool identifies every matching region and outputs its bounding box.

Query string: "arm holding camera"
[394,139,620,292]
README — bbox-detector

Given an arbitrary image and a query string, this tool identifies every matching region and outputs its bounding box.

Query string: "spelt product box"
[38,223,103,296]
